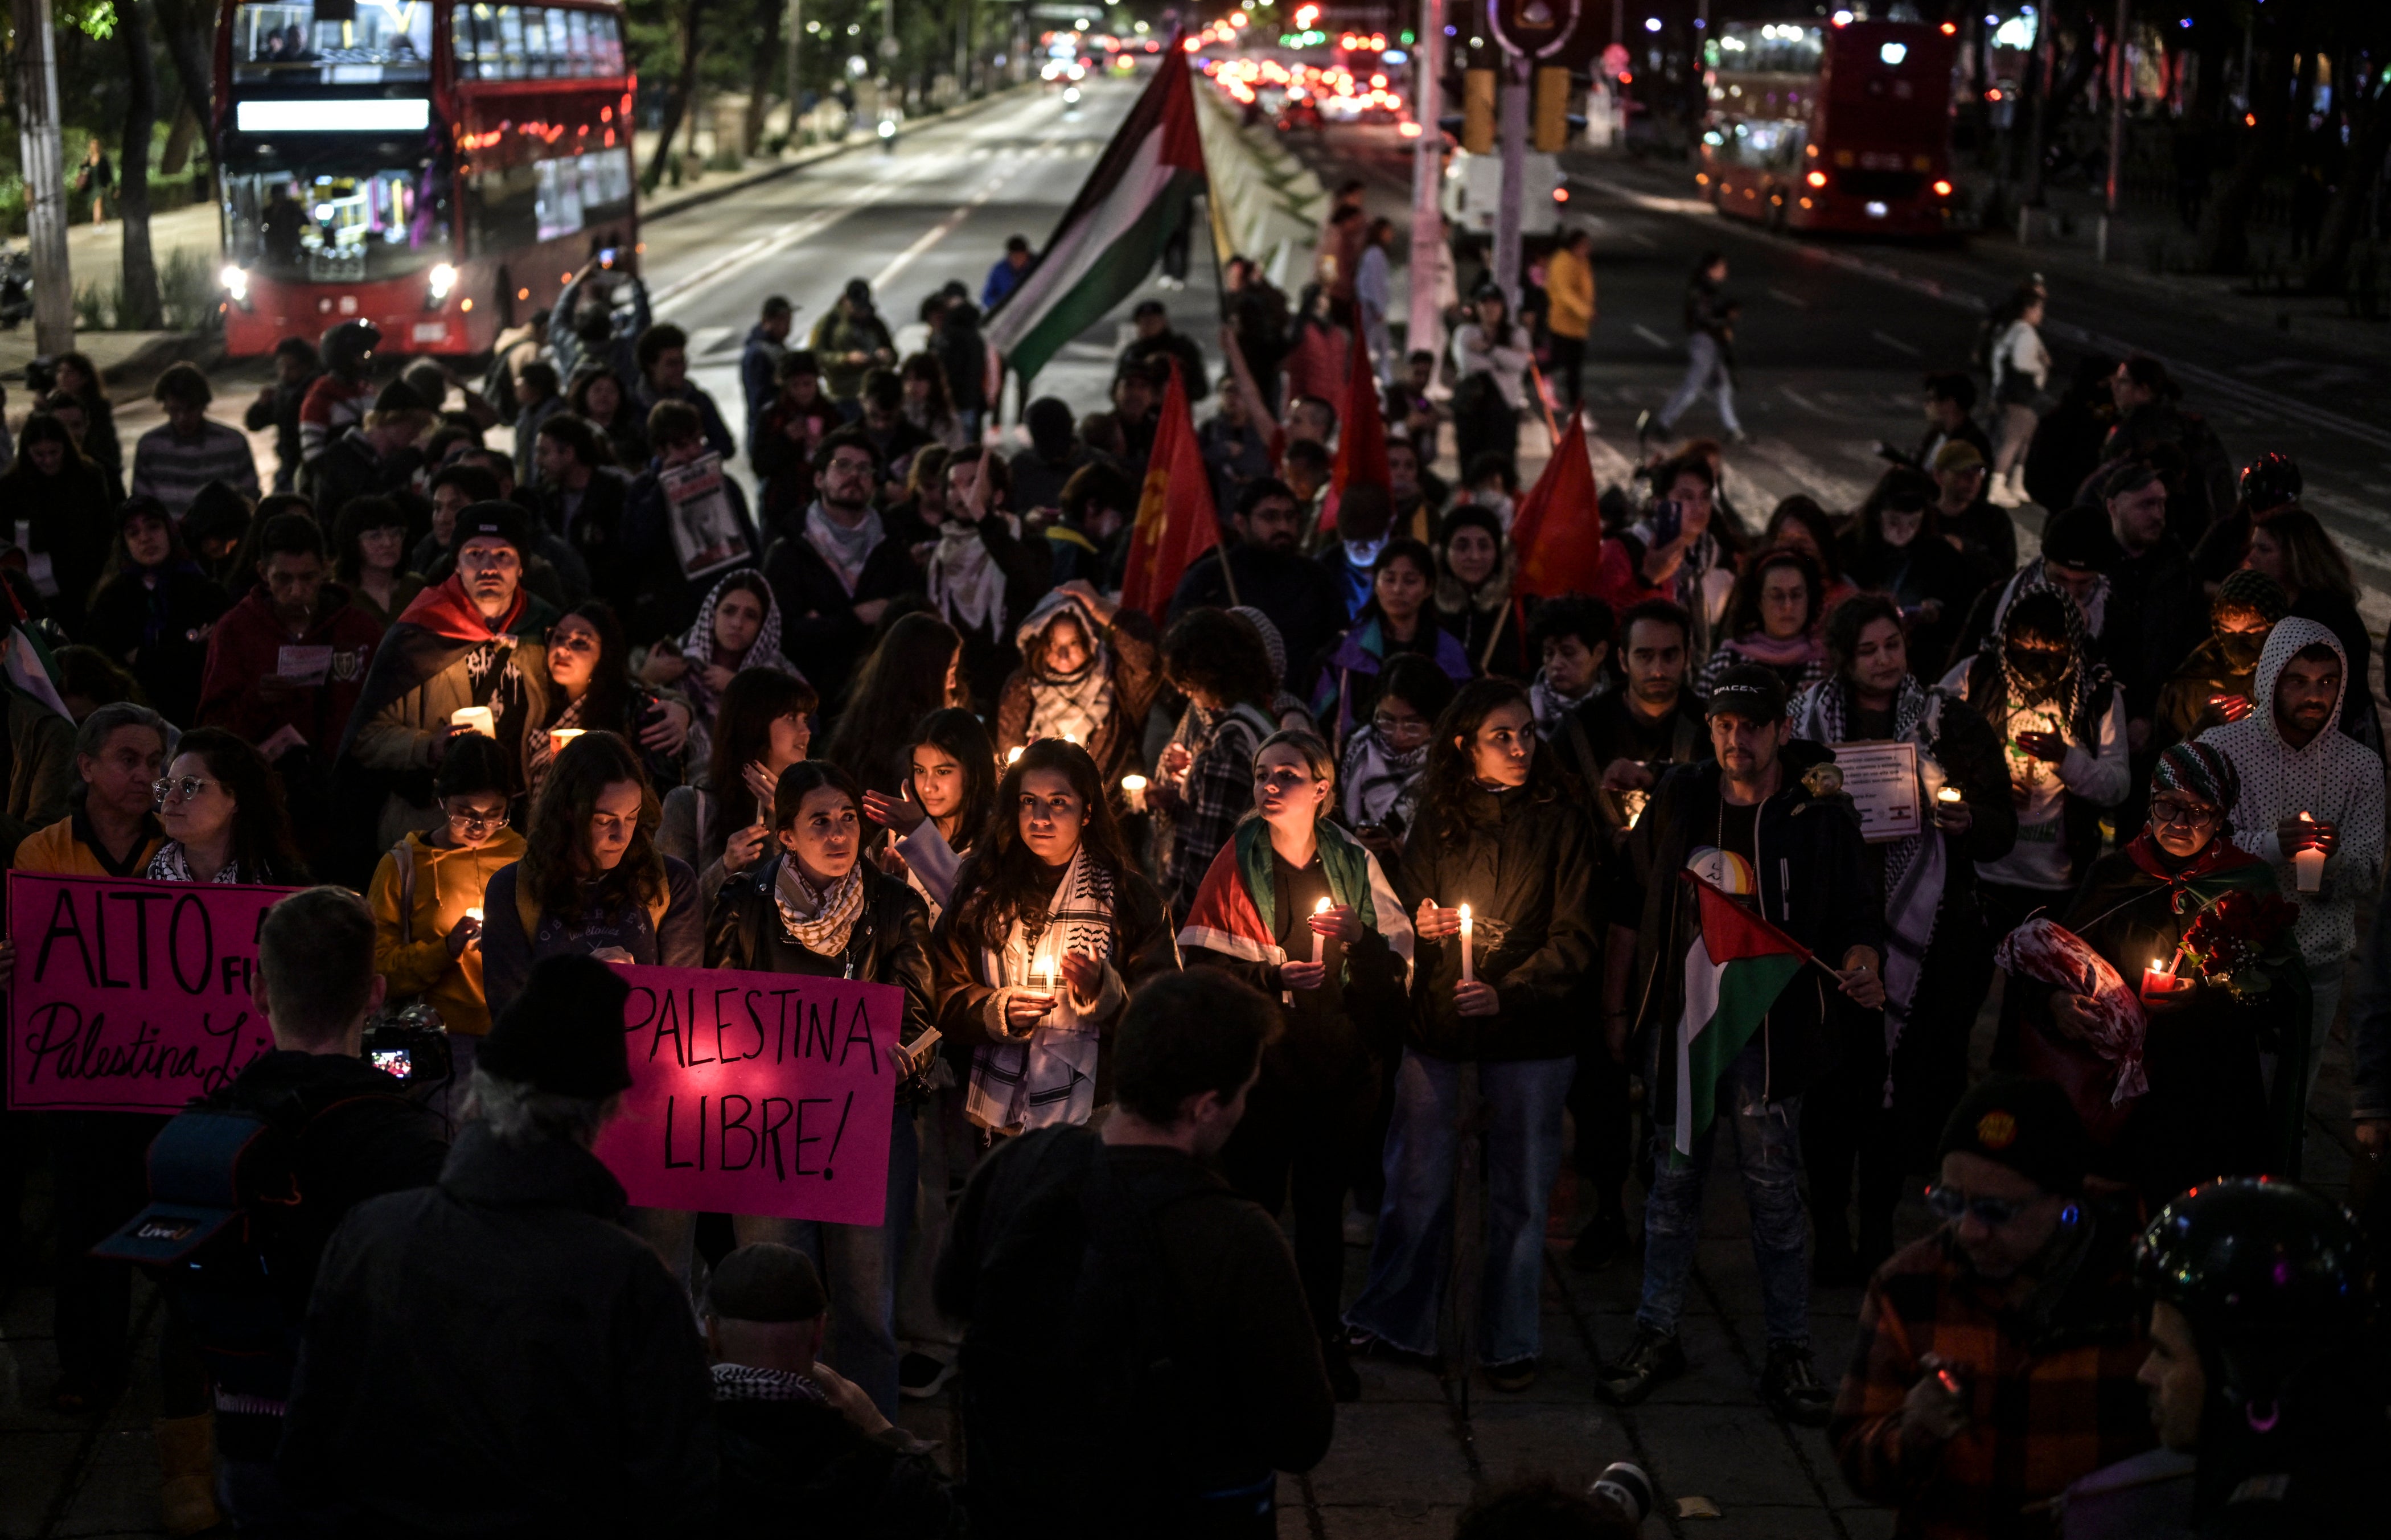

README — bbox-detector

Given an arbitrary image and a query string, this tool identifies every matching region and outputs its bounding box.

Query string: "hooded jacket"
[196,584,384,750]
[2198,618,2385,970]
[367,827,529,1037]
[993,590,1162,791]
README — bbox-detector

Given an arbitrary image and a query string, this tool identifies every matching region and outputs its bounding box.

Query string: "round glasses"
[153,775,219,802]
[2148,798,2220,832]
[442,801,511,834]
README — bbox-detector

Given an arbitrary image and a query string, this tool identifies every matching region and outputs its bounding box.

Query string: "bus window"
[223,158,454,282]
[232,1,433,83]
[453,5,627,81]
[466,145,630,256]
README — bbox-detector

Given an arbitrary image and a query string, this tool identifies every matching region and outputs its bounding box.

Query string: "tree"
[639,0,708,192]
[116,0,162,328]
[741,0,783,154]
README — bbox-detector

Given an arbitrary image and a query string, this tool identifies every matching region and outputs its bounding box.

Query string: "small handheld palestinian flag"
[1673,861,1813,1161]
[1178,820,1414,988]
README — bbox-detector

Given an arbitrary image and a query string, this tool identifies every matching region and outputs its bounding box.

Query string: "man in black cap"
[1600,663,1885,1422]
[1943,502,2119,677]
[1830,1074,2152,1539]
[706,1243,961,1533]
[1120,298,1209,404]
[302,375,438,523]
[280,955,717,1531]
[339,499,555,868]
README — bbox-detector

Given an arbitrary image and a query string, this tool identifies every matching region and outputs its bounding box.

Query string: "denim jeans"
[1658,331,1742,436]
[1343,1050,1575,1369]
[1636,1037,1810,1347]
[626,1110,918,1416]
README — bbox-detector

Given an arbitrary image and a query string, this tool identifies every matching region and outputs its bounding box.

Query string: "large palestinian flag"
[983,50,1207,383]
[1674,866,1811,1160]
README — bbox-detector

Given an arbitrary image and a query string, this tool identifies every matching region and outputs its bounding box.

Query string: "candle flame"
[1458,902,1472,923]
[1314,897,1331,914]
[1120,775,1147,791]
[1006,746,1024,765]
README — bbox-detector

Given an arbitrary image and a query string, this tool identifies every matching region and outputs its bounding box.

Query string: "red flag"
[1119,363,1220,620]
[1507,410,1605,598]
[1319,322,1390,535]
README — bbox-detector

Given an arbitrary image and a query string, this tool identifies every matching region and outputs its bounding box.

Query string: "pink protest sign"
[7,872,300,1113]
[593,965,901,1225]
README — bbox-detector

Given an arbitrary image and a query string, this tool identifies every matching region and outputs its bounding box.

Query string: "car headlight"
[427,263,458,303]
[219,265,249,303]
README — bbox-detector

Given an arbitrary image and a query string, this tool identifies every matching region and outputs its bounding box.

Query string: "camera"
[363,1023,452,1085]
[1589,1462,1653,1525]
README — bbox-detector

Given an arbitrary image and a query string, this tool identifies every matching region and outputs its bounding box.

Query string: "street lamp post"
[13,0,75,355]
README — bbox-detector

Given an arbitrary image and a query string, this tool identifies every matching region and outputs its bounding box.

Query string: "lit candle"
[1936,786,1963,806]
[463,906,483,923]
[1120,774,1148,814]
[1458,902,1474,984]
[450,705,495,738]
[2141,955,2181,1003]
[2293,811,2326,893]
[1311,897,1330,965]
[1006,745,1024,766]
[547,728,584,751]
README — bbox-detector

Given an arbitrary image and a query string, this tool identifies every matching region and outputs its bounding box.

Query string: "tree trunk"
[119,0,165,330]
[743,0,783,154]
[162,99,200,177]
[2304,73,2391,291]
[640,0,709,192]
[2197,41,2291,274]
[151,0,217,129]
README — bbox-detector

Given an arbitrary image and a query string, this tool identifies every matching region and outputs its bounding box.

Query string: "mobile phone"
[1648,499,1684,547]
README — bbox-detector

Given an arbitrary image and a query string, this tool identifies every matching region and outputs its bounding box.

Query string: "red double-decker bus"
[213,0,638,357]
[1696,16,1957,237]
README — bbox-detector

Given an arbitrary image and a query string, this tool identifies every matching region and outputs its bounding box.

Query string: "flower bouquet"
[2171,889,2300,1001]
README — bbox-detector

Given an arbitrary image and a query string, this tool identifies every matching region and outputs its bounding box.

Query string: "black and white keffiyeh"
[965,844,1118,1133]
[709,1362,829,1405]
[1339,724,1428,833]
[1015,590,1116,748]
[146,843,247,884]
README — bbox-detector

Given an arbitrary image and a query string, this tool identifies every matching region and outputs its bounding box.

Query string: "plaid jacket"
[1830,1213,2155,1540]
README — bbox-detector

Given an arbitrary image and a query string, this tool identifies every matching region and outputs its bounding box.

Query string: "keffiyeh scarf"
[803,501,885,596]
[965,844,1116,1134]
[1529,674,1604,738]
[709,1362,829,1405]
[929,518,1011,638]
[680,568,784,725]
[1016,591,1116,748]
[1790,674,1949,1105]
[1340,725,1428,834]
[773,857,868,959]
[1993,581,2112,735]
[146,843,246,884]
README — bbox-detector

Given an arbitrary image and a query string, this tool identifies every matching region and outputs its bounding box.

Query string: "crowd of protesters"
[0,234,2384,1539]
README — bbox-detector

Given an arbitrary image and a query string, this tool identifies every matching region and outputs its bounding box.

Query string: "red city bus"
[1696,17,1957,237]
[213,0,638,357]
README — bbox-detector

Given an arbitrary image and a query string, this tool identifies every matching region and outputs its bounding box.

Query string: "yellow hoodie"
[367,827,528,1037]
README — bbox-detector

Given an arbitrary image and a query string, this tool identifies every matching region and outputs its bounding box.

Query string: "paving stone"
[0,1426,83,1536]
[1305,1401,1475,1510]
[1318,1502,1465,1538]
[51,1424,161,1538]
[1629,1403,1829,1510]
[1468,1400,1630,1492]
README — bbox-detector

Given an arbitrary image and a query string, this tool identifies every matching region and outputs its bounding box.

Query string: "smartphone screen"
[1648,499,1683,548]
[370,1049,413,1079]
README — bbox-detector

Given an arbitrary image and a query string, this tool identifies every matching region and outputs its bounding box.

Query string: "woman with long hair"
[1839,468,1979,677]
[333,494,425,629]
[566,364,646,468]
[52,351,122,483]
[528,601,691,797]
[83,497,232,727]
[1694,545,1827,700]
[478,729,701,1016]
[1787,594,2016,1280]
[993,582,1161,795]
[2244,508,2378,745]
[147,727,309,883]
[930,739,1177,1135]
[637,567,800,775]
[1344,679,1597,1391]
[1431,506,1529,680]
[822,611,965,795]
[899,351,965,451]
[1151,607,1285,919]
[1449,282,1530,477]
[861,705,999,919]
[707,759,940,1416]
[658,666,817,909]
[367,733,523,1051]
[1180,729,1414,1399]
[1310,539,1476,749]
[0,413,117,635]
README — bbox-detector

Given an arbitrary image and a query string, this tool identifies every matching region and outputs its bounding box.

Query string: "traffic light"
[1533,65,1570,151]
[1463,65,1496,153]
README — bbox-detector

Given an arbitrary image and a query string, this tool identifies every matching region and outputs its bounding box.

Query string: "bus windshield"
[232,1,434,83]
[223,154,453,282]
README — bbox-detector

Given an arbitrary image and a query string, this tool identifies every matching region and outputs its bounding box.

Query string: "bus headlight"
[877,117,897,139]
[220,265,250,305]
[427,263,459,306]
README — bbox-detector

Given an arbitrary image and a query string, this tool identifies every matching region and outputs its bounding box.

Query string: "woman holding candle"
[929,740,1176,1136]
[993,583,1162,798]
[2029,742,2306,1201]
[1179,729,1414,1399]
[1786,595,2018,1282]
[635,568,800,778]
[861,707,999,920]
[658,667,818,913]
[366,733,523,1111]
[706,759,941,1416]
[528,602,691,797]
[1343,679,1598,1394]
[1151,607,1285,920]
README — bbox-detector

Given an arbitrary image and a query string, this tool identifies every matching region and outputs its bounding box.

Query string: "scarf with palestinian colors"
[964,843,1117,1134]
[1177,817,1414,987]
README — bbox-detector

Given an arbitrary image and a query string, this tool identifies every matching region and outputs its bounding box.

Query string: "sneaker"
[897,1352,955,1401]
[1761,1341,1834,1427]
[1596,1327,1686,1406]
[1568,1212,1629,1273]
[1484,1357,1538,1393]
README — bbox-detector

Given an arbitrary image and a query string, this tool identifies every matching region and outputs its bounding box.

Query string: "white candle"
[1458,903,1474,984]
[547,728,584,750]
[450,705,495,738]
[2293,811,2325,893]
[463,906,483,923]
[1120,774,1148,814]
[1006,745,1024,766]
[1936,786,1963,806]
[1311,897,1330,965]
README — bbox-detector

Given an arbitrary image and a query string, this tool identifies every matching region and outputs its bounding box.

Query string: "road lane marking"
[1766,285,1809,309]
[1870,328,1921,357]
[1631,323,1674,350]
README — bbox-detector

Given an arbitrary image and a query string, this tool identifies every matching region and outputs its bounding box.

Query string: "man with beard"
[1168,479,1345,693]
[761,428,919,708]
[340,503,554,872]
[2152,570,2285,751]
[1559,599,1706,836]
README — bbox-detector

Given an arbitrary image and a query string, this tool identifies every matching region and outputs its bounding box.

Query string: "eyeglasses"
[824,454,876,479]
[152,775,220,802]
[1371,712,1432,743]
[442,801,510,833]
[1924,1184,2035,1227]
[2149,798,2220,831]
